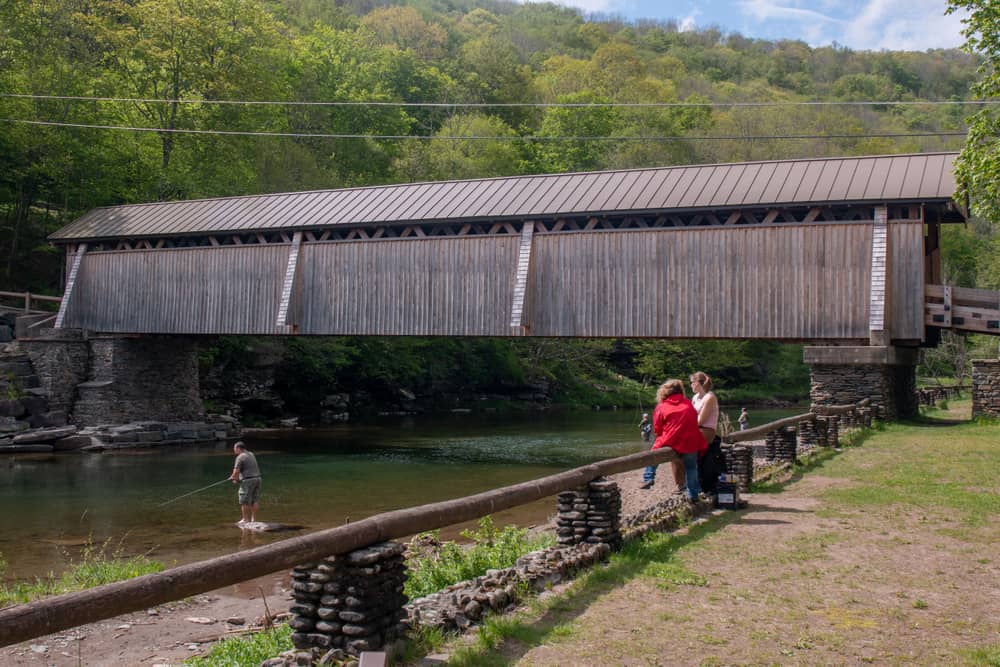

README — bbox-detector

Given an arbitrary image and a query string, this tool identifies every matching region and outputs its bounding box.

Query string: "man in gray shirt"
[228,441,261,525]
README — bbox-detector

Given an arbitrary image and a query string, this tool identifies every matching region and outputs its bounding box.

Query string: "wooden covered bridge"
[49,152,991,344]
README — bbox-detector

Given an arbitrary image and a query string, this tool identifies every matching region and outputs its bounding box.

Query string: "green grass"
[962,644,1000,667]
[816,412,1000,527]
[0,540,163,606]
[405,517,555,599]
[183,624,293,667]
[433,523,731,666]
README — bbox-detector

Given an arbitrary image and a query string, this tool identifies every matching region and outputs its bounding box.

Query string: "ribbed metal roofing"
[50,152,959,242]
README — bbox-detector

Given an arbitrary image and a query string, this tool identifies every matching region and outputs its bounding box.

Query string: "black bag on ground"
[699,436,724,495]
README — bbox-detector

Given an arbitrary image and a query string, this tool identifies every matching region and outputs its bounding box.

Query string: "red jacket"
[652,394,707,455]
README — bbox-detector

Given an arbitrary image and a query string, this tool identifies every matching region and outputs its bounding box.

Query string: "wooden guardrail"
[0,447,679,648]
[925,284,1000,335]
[722,398,870,444]
[0,290,62,314]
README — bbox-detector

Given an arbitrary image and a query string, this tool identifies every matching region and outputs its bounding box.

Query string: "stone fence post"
[555,477,622,550]
[289,542,408,657]
[764,426,797,463]
[972,360,1000,419]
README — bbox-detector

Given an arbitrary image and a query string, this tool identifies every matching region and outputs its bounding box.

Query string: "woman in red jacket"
[639,379,707,500]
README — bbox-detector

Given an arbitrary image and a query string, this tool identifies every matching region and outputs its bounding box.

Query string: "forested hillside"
[1,0,995,419]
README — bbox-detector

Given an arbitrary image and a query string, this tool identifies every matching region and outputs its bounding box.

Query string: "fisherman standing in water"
[638,412,653,444]
[228,441,261,525]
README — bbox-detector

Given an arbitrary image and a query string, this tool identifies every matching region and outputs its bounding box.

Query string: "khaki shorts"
[238,477,261,505]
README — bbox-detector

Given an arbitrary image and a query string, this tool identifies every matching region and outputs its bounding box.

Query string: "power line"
[1,92,997,108]
[0,118,969,141]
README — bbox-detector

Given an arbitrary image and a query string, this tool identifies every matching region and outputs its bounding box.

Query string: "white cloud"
[737,0,842,25]
[841,0,967,50]
[679,11,700,32]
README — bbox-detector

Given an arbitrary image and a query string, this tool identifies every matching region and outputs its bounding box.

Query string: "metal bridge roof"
[51,152,960,242]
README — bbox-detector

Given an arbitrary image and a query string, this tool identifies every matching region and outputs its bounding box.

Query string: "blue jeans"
[643,452,700,499]
[681,452,701,499]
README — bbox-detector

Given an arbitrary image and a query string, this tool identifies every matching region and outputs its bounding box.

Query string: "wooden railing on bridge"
[925,284,1000,335]
[0,397,890,649]
[0,291,61,315]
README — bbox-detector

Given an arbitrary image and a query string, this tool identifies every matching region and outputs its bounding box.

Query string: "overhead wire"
[0,117,970,141]
[1,92,997,108]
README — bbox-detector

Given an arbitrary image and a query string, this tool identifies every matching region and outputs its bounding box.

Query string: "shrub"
[405,517,554,599]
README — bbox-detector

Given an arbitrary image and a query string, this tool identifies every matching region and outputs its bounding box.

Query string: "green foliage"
[183,624,293,667]
[0,540,163,606]
[949,0,1000,223]
[404,517,554,599]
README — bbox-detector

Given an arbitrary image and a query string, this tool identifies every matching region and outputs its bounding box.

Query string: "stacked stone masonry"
[764,426,797,462]
[797,419,822,451]
[972,360,1000,418]
[555,477,622,549]
[916,386,961,407]
[18,328,204,427]
[289,542,408,657]
[810,362,917,421]
[407,541,613,634]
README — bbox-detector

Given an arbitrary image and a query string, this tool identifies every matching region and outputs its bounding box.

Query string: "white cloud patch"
[679,11,700,32]
[842,0,967,50]
[738,0,842,25]
[735,0,965,50]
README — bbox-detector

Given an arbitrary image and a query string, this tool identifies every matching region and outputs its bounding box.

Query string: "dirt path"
[502,443,1000,665]
[3,576,289,667]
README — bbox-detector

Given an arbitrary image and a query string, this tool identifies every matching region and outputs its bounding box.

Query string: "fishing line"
[157,478,231,507]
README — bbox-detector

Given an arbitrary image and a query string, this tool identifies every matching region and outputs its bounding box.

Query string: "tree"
[393,113,526,181]
[947,0,1000,223]
[84,0,289,198]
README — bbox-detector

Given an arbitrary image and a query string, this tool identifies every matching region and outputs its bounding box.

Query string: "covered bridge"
[51,152,965,343]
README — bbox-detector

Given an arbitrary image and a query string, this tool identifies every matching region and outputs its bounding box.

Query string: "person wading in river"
[228,441,261,525]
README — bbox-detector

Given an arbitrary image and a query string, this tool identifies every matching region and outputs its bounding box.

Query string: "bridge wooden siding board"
[889,222,925,341]
[64,246,287,334]
[57,222,924,340]
[295,236,519,336]
[525,224,877,339]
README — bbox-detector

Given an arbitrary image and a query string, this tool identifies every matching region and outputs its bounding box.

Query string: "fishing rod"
[157,478,231,507]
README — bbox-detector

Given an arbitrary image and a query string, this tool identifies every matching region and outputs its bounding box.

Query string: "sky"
[542,0,969,52]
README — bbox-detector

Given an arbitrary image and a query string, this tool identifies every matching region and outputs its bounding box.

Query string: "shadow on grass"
[906,413,970,427]
[441,509,753,667]
[429,424,905,666]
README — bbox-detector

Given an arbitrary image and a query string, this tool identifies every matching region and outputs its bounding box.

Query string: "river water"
[0,407,795,582]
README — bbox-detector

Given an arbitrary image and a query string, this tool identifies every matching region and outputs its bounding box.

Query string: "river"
[0,407,796,582]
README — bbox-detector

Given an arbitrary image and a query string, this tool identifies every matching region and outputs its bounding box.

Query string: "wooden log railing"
[0,290,62,315]
[721,399,870,445]
[0,447,678,648]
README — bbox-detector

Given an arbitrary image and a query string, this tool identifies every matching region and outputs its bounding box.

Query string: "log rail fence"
[0,392,956,654]
[0,290,61,315]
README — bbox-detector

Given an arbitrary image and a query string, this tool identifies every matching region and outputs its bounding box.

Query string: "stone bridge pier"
[805,346,919,421]
[18,326,204,426]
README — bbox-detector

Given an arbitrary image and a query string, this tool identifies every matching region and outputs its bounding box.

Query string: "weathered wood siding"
[527,224,878,339]
[63,246,287,333]
[889,222,925,341]
[296,236,519,335]
[59,224,926,339]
